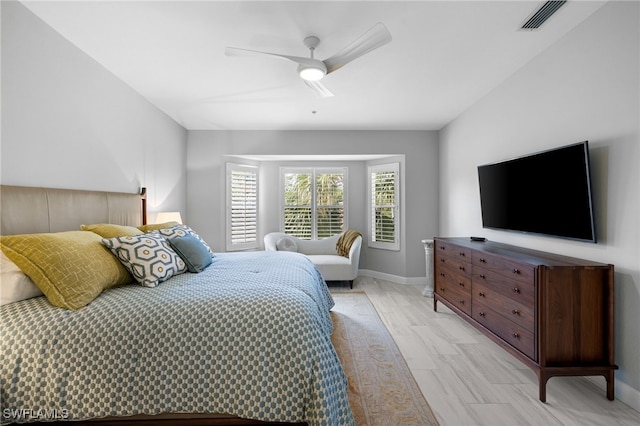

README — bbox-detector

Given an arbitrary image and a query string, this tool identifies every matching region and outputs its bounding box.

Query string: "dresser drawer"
[435,260,471,316]
[436,267,471,293]
[472,299,536,360]
[436,240,471,260]
[472,252,535,284]
[474,281,535,332]
[473,267,535,307]
[436,253,471,277]
[435,279,471,315]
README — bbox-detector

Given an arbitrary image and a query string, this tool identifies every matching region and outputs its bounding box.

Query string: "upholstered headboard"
[0,185,146,235]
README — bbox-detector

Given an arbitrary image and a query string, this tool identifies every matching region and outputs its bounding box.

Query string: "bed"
[0,185,354,425]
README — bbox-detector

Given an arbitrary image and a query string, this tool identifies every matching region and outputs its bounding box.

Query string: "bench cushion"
[306,255,353,281]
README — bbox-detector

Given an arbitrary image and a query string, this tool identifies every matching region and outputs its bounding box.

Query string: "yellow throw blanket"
[336,230,362,258]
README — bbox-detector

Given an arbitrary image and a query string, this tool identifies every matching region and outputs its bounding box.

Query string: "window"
[226,163,258,251]
[282,168,347,239]
[368,163,399,250]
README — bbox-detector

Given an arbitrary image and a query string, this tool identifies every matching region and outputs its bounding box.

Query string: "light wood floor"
[330,277,639,426]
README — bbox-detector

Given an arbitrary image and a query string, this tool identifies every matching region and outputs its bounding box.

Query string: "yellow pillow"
[138,221,181,233]
[0,231,132,310]
[81,223,143,238]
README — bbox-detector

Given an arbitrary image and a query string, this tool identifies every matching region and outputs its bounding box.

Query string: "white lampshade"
[155,211,183,224]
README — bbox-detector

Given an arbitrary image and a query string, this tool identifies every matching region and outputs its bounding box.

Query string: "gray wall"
[0,1,187,218]
[186,130,439,279]
[439,1,639,410]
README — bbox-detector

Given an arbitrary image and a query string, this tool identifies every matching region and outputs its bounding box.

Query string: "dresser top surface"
[435,237,612,268]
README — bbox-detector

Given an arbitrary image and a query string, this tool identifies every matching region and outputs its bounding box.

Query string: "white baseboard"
[597,376,640,413]
[358,269,427,286]
[585,375,640,412]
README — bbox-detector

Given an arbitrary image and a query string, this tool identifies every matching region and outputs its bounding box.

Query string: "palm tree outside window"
[282,167,347,239]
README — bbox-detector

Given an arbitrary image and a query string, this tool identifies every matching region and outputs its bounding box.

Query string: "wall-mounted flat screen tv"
[477,141,596,243]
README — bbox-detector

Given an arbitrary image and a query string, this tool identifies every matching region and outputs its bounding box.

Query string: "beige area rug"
[331,292,439,426]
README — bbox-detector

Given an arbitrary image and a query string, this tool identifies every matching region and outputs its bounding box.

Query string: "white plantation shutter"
[283,171,313,239]
[226,164,258,250]
[316,171,344,239]
[369,163,399,250]
[282,168,346,240]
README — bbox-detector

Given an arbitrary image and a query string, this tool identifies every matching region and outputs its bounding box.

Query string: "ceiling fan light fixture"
[298,63,326,81]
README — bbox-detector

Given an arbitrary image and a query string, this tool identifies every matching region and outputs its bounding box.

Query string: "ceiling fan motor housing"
[298,36,326,81]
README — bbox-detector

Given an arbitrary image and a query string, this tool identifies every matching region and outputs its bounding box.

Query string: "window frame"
[368,162,400,251]
[280,167,348,240]
[226,163,259,251]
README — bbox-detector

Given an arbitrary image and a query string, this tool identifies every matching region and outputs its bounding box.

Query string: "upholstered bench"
[264,231,362,289]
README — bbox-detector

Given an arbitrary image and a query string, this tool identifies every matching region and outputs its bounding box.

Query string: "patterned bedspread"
[0,251,354,425]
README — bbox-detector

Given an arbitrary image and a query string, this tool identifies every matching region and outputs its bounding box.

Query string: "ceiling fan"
[225,22,392,98]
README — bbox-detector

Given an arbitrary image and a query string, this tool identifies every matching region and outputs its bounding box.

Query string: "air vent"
[521,1,567,29]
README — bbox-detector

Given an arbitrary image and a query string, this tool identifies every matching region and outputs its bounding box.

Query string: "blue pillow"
[167,234,212,273]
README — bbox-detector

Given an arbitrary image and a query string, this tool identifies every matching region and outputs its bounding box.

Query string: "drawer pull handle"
[513,268,520,274]
[439,246,445,250]
[440,258,445,262]
[459,252,466,257]
[440,273,445,277]
[512,309,520,315]
[459,300,465,305]
[459,266,465,271]
[512,332,520,339]
[478,292,485,297]
[440,287,445,292]
[479,312,485,317]
[480,274,486,279]
[458,282,465,287]
[479,258,486,263]
[513,287,520,293]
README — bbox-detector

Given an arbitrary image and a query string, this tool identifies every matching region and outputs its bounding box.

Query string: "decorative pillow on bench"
[276,236,298,252]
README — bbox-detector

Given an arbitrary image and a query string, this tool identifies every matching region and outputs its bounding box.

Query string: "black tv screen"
[477,141,596,243]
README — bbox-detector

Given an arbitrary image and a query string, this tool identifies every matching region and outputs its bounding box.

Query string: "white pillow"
[276,236,298,252]
[1,251,43,305]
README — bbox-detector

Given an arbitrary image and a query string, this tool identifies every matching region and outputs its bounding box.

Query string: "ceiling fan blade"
[304,80,335,98]
[323,22,392,74]
[225,47,313,66]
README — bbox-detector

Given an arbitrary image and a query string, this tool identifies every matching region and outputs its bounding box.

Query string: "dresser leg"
[606,370,615,400]
[539,372,549,403]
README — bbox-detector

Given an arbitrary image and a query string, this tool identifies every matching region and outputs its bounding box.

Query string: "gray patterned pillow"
[101,234,187,287]
[150,225,215,257]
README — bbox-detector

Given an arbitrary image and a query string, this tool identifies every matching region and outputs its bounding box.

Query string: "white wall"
[439,1,640,410]
[187,130,438,279]
[0,1,187,218]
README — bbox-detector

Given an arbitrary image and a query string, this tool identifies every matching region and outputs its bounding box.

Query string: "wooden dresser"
[433,237,617,402]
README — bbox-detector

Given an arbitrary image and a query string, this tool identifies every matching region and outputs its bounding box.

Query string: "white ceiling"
[21,0,606,131]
